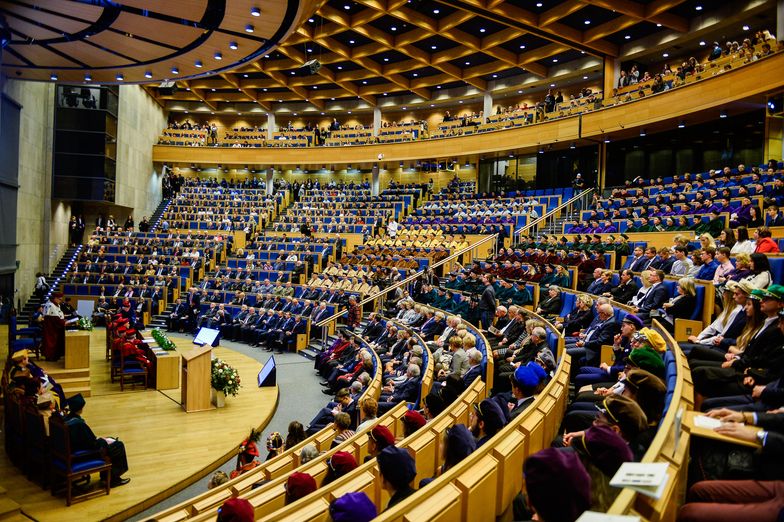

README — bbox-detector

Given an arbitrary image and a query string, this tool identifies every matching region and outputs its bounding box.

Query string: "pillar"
[371,165,380,196]
[597,142,607,191]
[372,107,381,137]
[266,167,274,195]
[778,0,784,48]
[765,114,784,164]
[482,92,492,123]
[266,112,275,140]
[603,57,619,97]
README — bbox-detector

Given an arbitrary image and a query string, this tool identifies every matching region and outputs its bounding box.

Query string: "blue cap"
[622,313,644,330]
[512,362,545,389]
[329,492,377,522]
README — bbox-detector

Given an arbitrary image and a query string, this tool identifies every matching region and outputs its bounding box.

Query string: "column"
[603,57,619,97]
[597,142,607,191]
[765,113,784,165]
[266,167,274,196]
[371,165,380,196]
[778,0,784,48]
[266,112,275,140]
[482,92,492,123]
[372,107,381,137]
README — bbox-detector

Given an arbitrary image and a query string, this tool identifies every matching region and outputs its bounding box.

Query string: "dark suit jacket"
[390,377,421,403]
[462,364,483,388]
[638,284,669,313]
[611,281,639,305]
[583,319,620,361]
[510,396,535,419]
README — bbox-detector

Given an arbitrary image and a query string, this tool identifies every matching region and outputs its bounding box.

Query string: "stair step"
[61,386,91,398]
[36,363,90,380]
[56,376,91,387]
[0,498,21,521]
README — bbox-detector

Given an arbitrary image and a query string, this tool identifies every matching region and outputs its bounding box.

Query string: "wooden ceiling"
[1,0,775,113]
[0,0,317,84]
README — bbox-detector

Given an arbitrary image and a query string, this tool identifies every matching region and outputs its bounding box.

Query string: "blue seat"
[558,292,576,318]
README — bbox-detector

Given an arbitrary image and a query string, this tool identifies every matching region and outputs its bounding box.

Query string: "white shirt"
[44,301,64,319]
[731,240,756,255]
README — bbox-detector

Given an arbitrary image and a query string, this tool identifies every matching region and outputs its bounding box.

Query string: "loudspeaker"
[158,80,178,96]
[303,59,321,75]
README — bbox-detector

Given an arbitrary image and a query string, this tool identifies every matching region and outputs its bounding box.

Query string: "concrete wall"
[115,84,168,221]
[2,78,64,305]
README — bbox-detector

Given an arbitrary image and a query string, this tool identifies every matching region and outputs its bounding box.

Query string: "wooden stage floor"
[1,328,278,521]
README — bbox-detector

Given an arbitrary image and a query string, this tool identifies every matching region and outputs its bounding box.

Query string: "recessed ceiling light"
[699,41,706,46]
[433,8,439,14]
[331,97,335,100]
[431,45,437,50]
[603,138,610,143]
[437,85,441,89]
[251,7,261,16]
[517,90,522,93]
[313,86,318,89]
[459,100,463,103]
[211,88,216,91]
[195,60,203,67]
[344,4,350,9]
[402,107,406,110]
[552,58,558,62]
[413,73,418,77]
[307,48,313,52]
[383,92,388,95]
[116,73,124,81]
[171,67,179,74]
[480,28,486,32]
[186,87,191,91]
[309,18,314,22]
[550,83,555,87]
[243,74,248,78]
[214,52,222,60]
[238,112,242,115]
[492,74,497,78]
[583,75,588,79]
[656,23,662,27]
[584,20,591,25]
[662,52,669,57]
[321,112,325,115]
[348,110,352,114]
[337,66,343,70]
[229,41,238,50]
[430,104,434,107]
[743,25,750,30]
[290,71,295,75]
[278,99,282,102]
[263,88,267,91]
[465,61,470,65]
[624,35,631,40]
[349,40,355,44]
[536,2,542,6]
[245,24,254,32]
[391,26,397,31]
[695,5,702,10]
[362,80,367,84]
[264,55,269,58]
[84,73,92,82]
[145,71,152,78]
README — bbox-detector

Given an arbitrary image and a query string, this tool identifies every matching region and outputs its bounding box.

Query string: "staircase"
[37,362,91,398]
[149,302,176,330]
[149,198,172,231]
[18,245,82,320]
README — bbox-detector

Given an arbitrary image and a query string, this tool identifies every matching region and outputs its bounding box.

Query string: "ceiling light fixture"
[720,109,727,118]
[433,8,439,13]
[391,26,397,31]
[243,73,249,78]
[195,60,203,67]
[640,129,646,136]
[309,18,314,22]
[699,41,706,46]
[743,25,750,31]
[678,120,685,128]
[245,24,254,33]
[349,40,355,44]
[570,142,576,149]
[214,52,222,60]
[662,52,669,57]
[251,7,261,16]
[116,73,124,81]
[84,73,92,82]
[384,57,389,61]
[603,138,610,143]
[145,71,152,78]
[229,41,238,50]
[624,35,631,40]
[552,58,558,62]
[695,5,703,10]
[171,67,179,74]
[480,28,486,32]
[584,20,591,25]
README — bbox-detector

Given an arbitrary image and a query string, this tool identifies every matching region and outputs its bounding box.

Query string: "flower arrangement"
[211,358,241,397]
[77,317,93,331]
[151,328,176,351]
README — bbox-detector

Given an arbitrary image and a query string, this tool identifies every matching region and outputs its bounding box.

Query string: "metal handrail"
[315,233,500,329]
[512,187,594,245]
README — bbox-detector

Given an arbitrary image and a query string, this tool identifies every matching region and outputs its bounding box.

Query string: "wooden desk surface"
[683,410,761,449]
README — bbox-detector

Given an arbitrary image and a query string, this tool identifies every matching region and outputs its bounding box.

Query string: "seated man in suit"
[566,303,619,371]
[378,363,422,413]
[508,362,548,419]
[632,269,669,323]
[461,348,485,389]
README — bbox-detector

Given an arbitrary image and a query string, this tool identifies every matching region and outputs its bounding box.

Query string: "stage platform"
[1,327,278,522]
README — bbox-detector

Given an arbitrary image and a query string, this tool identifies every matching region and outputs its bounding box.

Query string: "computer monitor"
[257,356,276,387]
[194,327,220,347]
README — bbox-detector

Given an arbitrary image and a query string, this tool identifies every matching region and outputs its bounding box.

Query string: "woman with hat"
[571,424,634,511]
[681,280,751,357]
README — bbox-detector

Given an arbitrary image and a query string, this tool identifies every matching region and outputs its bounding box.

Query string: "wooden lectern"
[181,345,212,412]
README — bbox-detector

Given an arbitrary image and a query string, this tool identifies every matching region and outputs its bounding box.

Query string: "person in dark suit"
[419,312,446,342]
[274,315,308,354]
[167,298,189,332]
[509,362,547,419]
[566,303,619,369]
[377,363,422,413]
[361,313,384,341]
[65,394,130,487]
[536,286,562,320]
[461,348,485,389]
[605,269,639,304]
[559,294,595,336]
[634,270,670,323]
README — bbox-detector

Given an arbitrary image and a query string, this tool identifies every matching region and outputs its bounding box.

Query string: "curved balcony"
[152,51,784,167]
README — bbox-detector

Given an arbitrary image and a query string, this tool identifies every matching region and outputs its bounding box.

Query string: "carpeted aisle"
[129,333,326,521]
